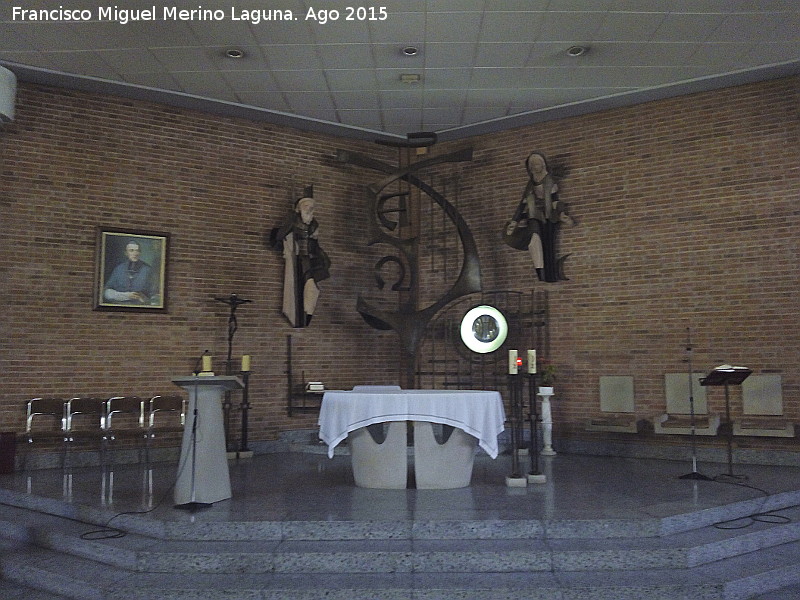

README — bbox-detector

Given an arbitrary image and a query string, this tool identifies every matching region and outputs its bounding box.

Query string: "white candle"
[508,349,519,375]
[527,349,537,374]
[241,355,251,372]
[202,355,212,372]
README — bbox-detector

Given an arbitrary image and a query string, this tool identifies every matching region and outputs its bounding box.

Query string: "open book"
[701,365,752,386]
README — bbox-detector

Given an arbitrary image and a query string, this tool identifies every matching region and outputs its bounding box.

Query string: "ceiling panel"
[122,71,181,90]
[1,1,797,141]
[221,70,281,92]
[425,12,483,43]
[325,69,378,92]
[423,43,478,69]
[171,70,239,101]
[479,11,546,43]
[368,13,427,45]
[270,70,330,93]
[332,91,380,111]
[650,14,727,43]
[318,45,375,70]
[338,109,383,129]
[475,43,534,68]
[536,12,605,42]
[593,12,666,41]
[98,48,165,74]
[235,91,290,111]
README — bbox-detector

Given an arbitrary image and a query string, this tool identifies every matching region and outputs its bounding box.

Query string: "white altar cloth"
[318,389,505,459]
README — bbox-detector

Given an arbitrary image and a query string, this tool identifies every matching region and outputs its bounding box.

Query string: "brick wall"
[3,76,798,453]
[447,76,799,451]
[2,83,403,443]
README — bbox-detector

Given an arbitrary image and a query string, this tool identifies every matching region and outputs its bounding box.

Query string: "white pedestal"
[538,388,557,456]
[349,422,408,489]
[348,421,478,490]
[172,376,243,505]
[414,421,476,489]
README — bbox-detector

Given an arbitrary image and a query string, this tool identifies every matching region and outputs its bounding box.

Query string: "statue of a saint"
[271,193,330,326]
[504,152,574,282]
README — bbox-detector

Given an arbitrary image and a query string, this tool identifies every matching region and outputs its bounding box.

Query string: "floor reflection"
[7,452,800,525]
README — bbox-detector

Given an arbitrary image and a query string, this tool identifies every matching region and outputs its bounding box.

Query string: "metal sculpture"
[335,146,481,358]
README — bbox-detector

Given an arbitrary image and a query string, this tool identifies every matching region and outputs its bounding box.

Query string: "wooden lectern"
[172,375,243,508]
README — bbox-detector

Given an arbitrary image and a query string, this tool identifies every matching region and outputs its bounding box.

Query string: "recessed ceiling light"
[399,74,421,84]
[402,46,419,56]
[566,45,588,57]
[225,48,245,59]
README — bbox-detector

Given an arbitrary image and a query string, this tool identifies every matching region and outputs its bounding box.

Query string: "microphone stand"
[679,328,711,481]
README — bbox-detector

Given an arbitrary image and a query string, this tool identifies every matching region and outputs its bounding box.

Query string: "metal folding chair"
[23,397,68,471]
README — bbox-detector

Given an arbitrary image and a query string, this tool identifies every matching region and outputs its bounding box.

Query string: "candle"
[508,349,519,375]
[527,349,537,374]
[202,355,212,372]
[241,355,251,372]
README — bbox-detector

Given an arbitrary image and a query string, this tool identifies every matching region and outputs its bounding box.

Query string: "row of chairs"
[24,395,186,469]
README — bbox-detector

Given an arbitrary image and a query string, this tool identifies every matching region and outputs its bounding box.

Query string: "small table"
[319,389,505,489]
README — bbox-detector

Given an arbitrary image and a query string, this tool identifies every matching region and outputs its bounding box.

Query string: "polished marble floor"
[3,450,800,526]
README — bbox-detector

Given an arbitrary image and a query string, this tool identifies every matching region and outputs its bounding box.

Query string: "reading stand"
[700,366,752,479]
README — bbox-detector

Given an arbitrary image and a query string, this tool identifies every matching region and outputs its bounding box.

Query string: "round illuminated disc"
[460,305,508,353]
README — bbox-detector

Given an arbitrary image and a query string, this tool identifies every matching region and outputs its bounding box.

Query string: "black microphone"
[193,350,209,376]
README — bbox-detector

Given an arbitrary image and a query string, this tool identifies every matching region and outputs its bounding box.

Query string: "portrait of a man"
[96,229,168,310]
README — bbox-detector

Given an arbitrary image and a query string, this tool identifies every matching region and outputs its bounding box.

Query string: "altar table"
[318,389,505,489]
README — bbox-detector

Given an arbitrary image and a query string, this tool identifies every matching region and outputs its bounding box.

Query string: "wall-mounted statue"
[270,187,330,327]
[504,151,575,282]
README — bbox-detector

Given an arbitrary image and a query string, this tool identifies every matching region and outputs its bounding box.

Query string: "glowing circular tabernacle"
[460,305,508,353]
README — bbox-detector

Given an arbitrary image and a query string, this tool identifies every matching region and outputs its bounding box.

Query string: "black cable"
[79,474,177,540]
[705,475,798,531]
[712,475,769,496]
[79,434,193,540]
[714,507,794,531]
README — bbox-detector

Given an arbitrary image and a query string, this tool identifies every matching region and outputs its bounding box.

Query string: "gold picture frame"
[95,228,169,311]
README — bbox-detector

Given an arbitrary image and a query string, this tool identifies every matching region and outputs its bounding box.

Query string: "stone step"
[750,582,800,600]
[0,575,72,600]
[1,503,800,575]
[3,484,800,542]
[2,537,800,600]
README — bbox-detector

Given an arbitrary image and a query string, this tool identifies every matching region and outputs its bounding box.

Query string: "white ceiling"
[2,0,799,142]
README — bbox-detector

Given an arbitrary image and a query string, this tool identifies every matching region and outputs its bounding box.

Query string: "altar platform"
[1,450,799,599]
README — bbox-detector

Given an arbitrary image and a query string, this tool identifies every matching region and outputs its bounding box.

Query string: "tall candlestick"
[202,355,212,373]
[527,349,537,374]
[241,355,251,372]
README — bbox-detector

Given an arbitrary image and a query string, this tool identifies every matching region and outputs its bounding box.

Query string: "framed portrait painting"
[95,228,169,311]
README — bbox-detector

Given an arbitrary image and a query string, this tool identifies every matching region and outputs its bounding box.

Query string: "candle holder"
[238,369,252,456]
[214,293,253,453]
[526,373,546,483]
[505,373,527,487]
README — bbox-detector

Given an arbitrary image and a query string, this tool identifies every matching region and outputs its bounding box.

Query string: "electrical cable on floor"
[79,437,193,540]
[713,507,795,531]
[704,475,798,531]
[79,477,177,540]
